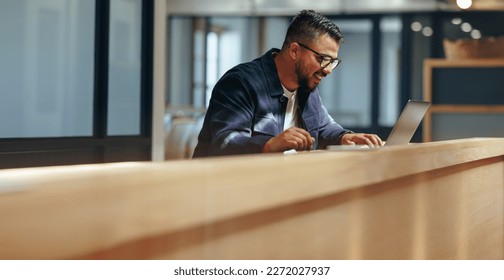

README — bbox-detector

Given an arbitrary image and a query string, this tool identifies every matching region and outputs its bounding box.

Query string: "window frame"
[0,0,154,169]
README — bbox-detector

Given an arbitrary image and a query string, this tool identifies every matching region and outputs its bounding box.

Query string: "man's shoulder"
[221,58,266,83]
[224,48,278,77]
[215,48,281,96]
[231,59,262,73]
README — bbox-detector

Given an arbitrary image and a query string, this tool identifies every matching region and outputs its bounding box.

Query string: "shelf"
[423,59,504,142]
[424,58,504,68]
[429,105,504,113]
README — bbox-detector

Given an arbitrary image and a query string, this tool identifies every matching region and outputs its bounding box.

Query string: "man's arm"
[262,127,315,152]
[203,75,273,156]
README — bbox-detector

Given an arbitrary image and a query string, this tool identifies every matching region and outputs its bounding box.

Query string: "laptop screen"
[385,100,430,146]
[326,100,430,151]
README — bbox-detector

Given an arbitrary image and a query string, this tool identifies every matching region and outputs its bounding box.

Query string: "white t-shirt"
[282,85,298,131]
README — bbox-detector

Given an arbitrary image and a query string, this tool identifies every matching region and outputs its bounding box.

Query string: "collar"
[260,48,284,98]
[281,85,296,99]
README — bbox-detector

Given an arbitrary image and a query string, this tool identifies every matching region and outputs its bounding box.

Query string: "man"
[193,10,382,158]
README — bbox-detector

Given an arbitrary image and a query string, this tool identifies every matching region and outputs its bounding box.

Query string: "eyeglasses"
[297,42,342,70]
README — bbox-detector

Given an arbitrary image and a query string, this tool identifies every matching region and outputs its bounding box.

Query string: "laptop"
[327,100,430,150]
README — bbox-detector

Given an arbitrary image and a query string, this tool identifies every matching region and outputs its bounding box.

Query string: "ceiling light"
[470,29,482,39]
[456,0,472,9]
[451,17,462,25]
[461,22,472,32]
[422,26,433,37]
[410,21,422,32]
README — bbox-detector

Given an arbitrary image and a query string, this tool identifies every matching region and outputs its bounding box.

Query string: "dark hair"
[282,10,344,49]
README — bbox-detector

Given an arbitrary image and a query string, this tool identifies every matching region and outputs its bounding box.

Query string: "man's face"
[295,34,340,92]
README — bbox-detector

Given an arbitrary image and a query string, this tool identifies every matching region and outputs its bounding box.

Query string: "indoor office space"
[1,0,504,260]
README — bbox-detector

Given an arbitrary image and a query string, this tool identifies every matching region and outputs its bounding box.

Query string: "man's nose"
[322,64,333,75]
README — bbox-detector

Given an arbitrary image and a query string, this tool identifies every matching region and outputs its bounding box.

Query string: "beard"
[295,61,322,94]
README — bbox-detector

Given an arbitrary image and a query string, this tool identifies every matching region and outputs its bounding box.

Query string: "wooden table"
[1,138,503,259]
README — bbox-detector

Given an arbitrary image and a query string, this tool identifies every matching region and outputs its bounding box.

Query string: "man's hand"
[263,127,315,153]
[340,133,383,148]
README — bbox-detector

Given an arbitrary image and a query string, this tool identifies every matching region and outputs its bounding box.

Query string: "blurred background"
[1,0,504,167]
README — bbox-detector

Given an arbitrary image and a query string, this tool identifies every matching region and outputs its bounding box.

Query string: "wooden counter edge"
[1,137,503,259]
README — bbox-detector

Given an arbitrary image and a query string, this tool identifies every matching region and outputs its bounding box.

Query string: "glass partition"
[379,16,402,127]
[0,0,95,137]
[107,0,143,136]
[318,19,373,128]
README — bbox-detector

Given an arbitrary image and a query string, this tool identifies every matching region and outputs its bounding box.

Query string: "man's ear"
[289,42,300,60]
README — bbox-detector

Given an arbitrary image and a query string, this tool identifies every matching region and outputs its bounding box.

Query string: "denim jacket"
[193,48,350,157]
